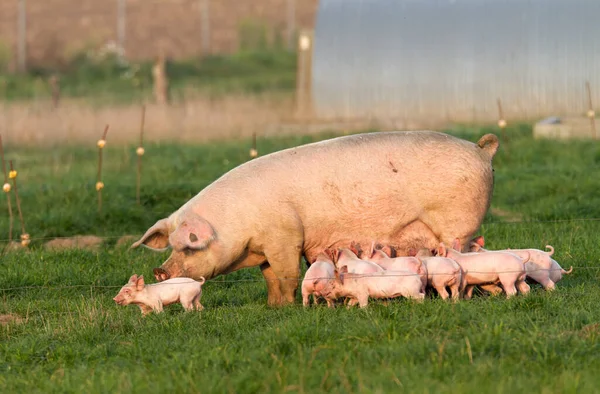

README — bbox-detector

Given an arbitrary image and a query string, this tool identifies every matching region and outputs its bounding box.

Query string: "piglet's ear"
[472,235,485,247]
[385,245,398,259]
[169,214,216,252]
[136,275,145,291]
[437,243,447,257]
[339,265,348,285]
[128,274,138,283]
[332,249,340,263]
[452,238,462,251]
[349,242,360,257]
[469,242,482,252]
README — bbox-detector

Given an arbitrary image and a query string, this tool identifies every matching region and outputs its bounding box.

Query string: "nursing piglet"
[413,247,463,301]
[113,274,205,315]
[363,242,428,293]
[319,265,425,308]
[440,240,530,300]
[469,236,573,290]
[301,252,336,307]
[332,247,384,275]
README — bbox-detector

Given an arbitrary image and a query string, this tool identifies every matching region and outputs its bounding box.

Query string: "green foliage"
[0,40,11,72]
[0,126,599,393]
[238,19,272,51]
[0,47,297,104]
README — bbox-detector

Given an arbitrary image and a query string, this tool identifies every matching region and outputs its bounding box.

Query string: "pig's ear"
[339,265,348,285]
[169,215,216,251]
[349,242,360,257]
[472,236,485,247]
[136,275,145,291]
[128,274,138,283]
[469,242,482,252]
[332,249,340,263]
[452,238,462,251]
[437,243,447,257]
[385,245,397,258]
[368,241,375,258]
[131,218,171,251]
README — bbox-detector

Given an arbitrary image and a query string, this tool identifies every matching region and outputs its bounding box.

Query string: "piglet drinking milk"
[469,236,572,290]
[439,240,530,300]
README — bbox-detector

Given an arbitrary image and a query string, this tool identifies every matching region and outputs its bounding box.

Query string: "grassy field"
[1,50,297,105]
[1,125,600,393]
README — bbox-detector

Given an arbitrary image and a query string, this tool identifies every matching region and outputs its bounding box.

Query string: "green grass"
[0,50,297,105]
[1,125,600,393]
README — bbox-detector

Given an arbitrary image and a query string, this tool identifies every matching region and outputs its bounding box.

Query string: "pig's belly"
[466,273,499,285]
[303,219,440,263]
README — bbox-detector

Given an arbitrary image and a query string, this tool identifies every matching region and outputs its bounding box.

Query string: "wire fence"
[0,216,597,247]
[0,265,592,294]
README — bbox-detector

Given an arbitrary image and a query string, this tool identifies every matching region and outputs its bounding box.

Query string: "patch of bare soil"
[0,313,23,326]
[44,235,104,251]
[490,207,524,223]
[578,323,600,339]
[116,235,140,248]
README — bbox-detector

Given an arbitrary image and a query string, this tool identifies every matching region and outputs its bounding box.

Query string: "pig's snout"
[113,295,123,304]
[153,267,171,282]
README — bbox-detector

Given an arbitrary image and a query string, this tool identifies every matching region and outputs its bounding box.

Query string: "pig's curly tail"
[477,134,500,158]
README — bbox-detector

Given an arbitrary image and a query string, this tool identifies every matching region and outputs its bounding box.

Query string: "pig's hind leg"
[193,294,204,311]
[515,277,530,295]
[436,286,450,300]
[180,296,195,312]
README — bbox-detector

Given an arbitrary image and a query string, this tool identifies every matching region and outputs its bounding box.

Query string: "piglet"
[440,239,530,300]
[332,246,384,275]
[413,247,464,302]
[319,265,425,308]
[302,252,337,307]
[113,274,205,315]
[363,242,428,293]
[469,236,573,291]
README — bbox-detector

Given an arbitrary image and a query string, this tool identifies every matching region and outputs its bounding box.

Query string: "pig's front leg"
[152,300,164,314]
[139,305,153,316]
[347,298,359,308]
[356,292,369,308]
[464,285,476,300]
[263,237,303,306]
[260,263,283,306]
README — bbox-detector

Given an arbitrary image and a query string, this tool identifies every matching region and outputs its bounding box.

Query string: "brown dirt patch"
[578,323,600,339]
[116,235,140,248]
[0,313,23,326]
[490,207,524,223]
[44,235,104,251]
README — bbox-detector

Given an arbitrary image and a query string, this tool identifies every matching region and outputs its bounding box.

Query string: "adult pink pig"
[131,131,499,306]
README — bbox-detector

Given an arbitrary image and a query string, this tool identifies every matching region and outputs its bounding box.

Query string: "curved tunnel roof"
[312,0,600,123]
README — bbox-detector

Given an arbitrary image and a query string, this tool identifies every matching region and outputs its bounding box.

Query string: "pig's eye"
[183,248,197,256]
